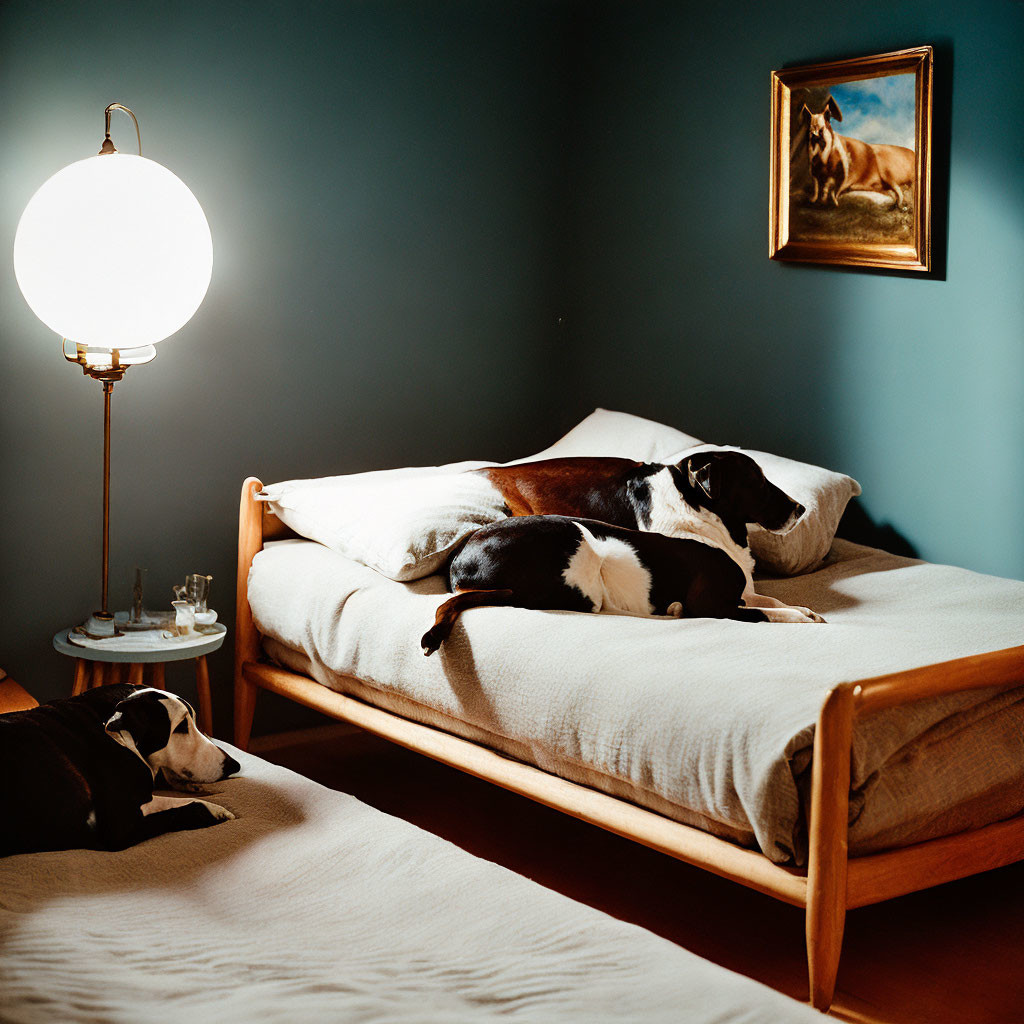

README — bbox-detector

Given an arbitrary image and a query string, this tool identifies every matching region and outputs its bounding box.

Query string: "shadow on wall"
[835,499,918,559]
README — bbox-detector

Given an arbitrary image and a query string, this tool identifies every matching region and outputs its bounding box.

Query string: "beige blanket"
[0,748,822,1023]
[249,539,1024,863]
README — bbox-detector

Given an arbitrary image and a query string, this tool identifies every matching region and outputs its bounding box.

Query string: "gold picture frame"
[770,46,933,271]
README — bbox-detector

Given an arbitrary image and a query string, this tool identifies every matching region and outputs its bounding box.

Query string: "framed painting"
[770,46,933,271]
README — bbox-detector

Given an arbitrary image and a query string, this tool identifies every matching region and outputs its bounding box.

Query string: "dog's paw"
[193,798,235,823]
[421,629,440,656]
[794,606,827,622]
[761,606,826,624]
[797,606,827,623]
[781,604,827,623]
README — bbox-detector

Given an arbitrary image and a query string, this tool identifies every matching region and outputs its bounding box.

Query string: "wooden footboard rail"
[234,476,1024,1012]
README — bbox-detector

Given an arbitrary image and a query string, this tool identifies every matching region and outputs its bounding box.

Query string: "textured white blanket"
[0,748,821,1023]
[249,539,1024,863]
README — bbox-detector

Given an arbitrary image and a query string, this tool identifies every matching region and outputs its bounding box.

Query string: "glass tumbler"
[185,573,213,614]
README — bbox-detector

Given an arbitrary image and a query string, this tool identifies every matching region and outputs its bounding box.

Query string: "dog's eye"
[174,718,189,735]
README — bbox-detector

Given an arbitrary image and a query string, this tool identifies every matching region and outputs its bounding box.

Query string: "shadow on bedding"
[0,776,307,915]
[757,535,930,616]
[437,629,504,733]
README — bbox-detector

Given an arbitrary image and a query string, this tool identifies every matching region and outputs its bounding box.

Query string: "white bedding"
[0,747,822,1023]
[248,538,1024,863]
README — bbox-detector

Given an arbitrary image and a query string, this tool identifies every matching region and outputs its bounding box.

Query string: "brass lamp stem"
[101,381,113,615]
[61,338,157,618]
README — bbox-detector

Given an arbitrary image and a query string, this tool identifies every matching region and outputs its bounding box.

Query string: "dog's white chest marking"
[563,523,654,615]
[645,468,756,584]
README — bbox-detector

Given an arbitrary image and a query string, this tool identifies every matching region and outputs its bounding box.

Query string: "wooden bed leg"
[234,476,266,752]
[805,681,856,1011]
[234,675,258,751]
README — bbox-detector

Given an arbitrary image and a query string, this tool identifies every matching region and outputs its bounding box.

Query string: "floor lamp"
[14,102,213,633]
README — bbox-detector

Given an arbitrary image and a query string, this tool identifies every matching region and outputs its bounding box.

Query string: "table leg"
[152,663,166,690]
[71,659,89,696]
[195,655,213,736]
[90,662,105,689]
[128,663,144,686]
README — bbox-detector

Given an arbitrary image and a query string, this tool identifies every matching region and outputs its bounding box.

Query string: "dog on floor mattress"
[422,449,824,655]
[0,684,239,856]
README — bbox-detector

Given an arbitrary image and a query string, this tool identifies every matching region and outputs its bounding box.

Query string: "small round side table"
[53,623,226,736]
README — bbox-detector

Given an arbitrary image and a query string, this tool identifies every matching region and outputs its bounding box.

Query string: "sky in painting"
[831,73,916,149]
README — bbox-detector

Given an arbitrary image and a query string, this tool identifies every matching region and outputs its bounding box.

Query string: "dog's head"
[105,688,240,791]
[676,450,804,536]
[801,97,842,148]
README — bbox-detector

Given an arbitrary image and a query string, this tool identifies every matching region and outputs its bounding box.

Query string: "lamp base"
[74,611,121,640]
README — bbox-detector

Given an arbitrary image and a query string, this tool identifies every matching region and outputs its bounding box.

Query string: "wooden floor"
[260,726,1024,1024]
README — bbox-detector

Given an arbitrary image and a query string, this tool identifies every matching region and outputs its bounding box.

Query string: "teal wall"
[561,1,1024,581]
[1,1,1021,711]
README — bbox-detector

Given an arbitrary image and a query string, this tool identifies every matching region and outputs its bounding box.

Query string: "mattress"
[248,538,1024,864]
[0,747,823,1023]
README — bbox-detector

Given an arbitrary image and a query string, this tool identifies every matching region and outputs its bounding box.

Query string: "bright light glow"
[14,153,213,349]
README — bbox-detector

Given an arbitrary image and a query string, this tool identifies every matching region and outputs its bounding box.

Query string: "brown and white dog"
[421,450,825,654]
[802,98,915,209]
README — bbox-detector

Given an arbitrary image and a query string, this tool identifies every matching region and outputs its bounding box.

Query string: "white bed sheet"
[249,538,1024,863]
[0,747,823,1023]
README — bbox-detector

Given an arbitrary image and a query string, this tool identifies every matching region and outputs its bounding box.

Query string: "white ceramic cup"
[172,600,196,635]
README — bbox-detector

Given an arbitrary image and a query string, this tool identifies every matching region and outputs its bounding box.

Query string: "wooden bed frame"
[232,476,1024,1012]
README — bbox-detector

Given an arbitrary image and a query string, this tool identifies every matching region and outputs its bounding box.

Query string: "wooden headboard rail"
[234,477,296,710]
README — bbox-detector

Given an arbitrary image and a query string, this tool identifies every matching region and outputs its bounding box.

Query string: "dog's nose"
[221,754,241,779]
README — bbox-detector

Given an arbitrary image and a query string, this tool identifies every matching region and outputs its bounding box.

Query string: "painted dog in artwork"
[802,97,915,209]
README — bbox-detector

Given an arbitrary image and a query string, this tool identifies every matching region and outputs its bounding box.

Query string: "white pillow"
[259,411,700,582]
[530,408,860,575]
[521,408,703,463]
[260,461,506,582]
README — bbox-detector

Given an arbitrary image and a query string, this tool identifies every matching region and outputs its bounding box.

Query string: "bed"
[233,412,1024,1012]
[0,740,825,1023]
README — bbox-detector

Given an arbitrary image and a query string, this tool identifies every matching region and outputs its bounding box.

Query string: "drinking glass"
[186,573,213,613]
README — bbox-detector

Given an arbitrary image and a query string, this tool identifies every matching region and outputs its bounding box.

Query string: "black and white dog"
[422,450,824,655]
[0,684,240,857]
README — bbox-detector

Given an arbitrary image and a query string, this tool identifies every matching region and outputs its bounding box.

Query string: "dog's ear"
[800,103,812,122]
[686,454,719,501]
[105,691,172,760]
[826,96,842,122]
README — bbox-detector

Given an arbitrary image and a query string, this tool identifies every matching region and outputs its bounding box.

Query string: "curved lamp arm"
[99,101,142,155]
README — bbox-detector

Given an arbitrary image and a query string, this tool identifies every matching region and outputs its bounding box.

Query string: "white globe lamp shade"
[14,153,213,350]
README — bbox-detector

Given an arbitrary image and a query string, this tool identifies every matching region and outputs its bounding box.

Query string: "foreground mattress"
[249,538,1024,864]
[0,748,822,1023]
